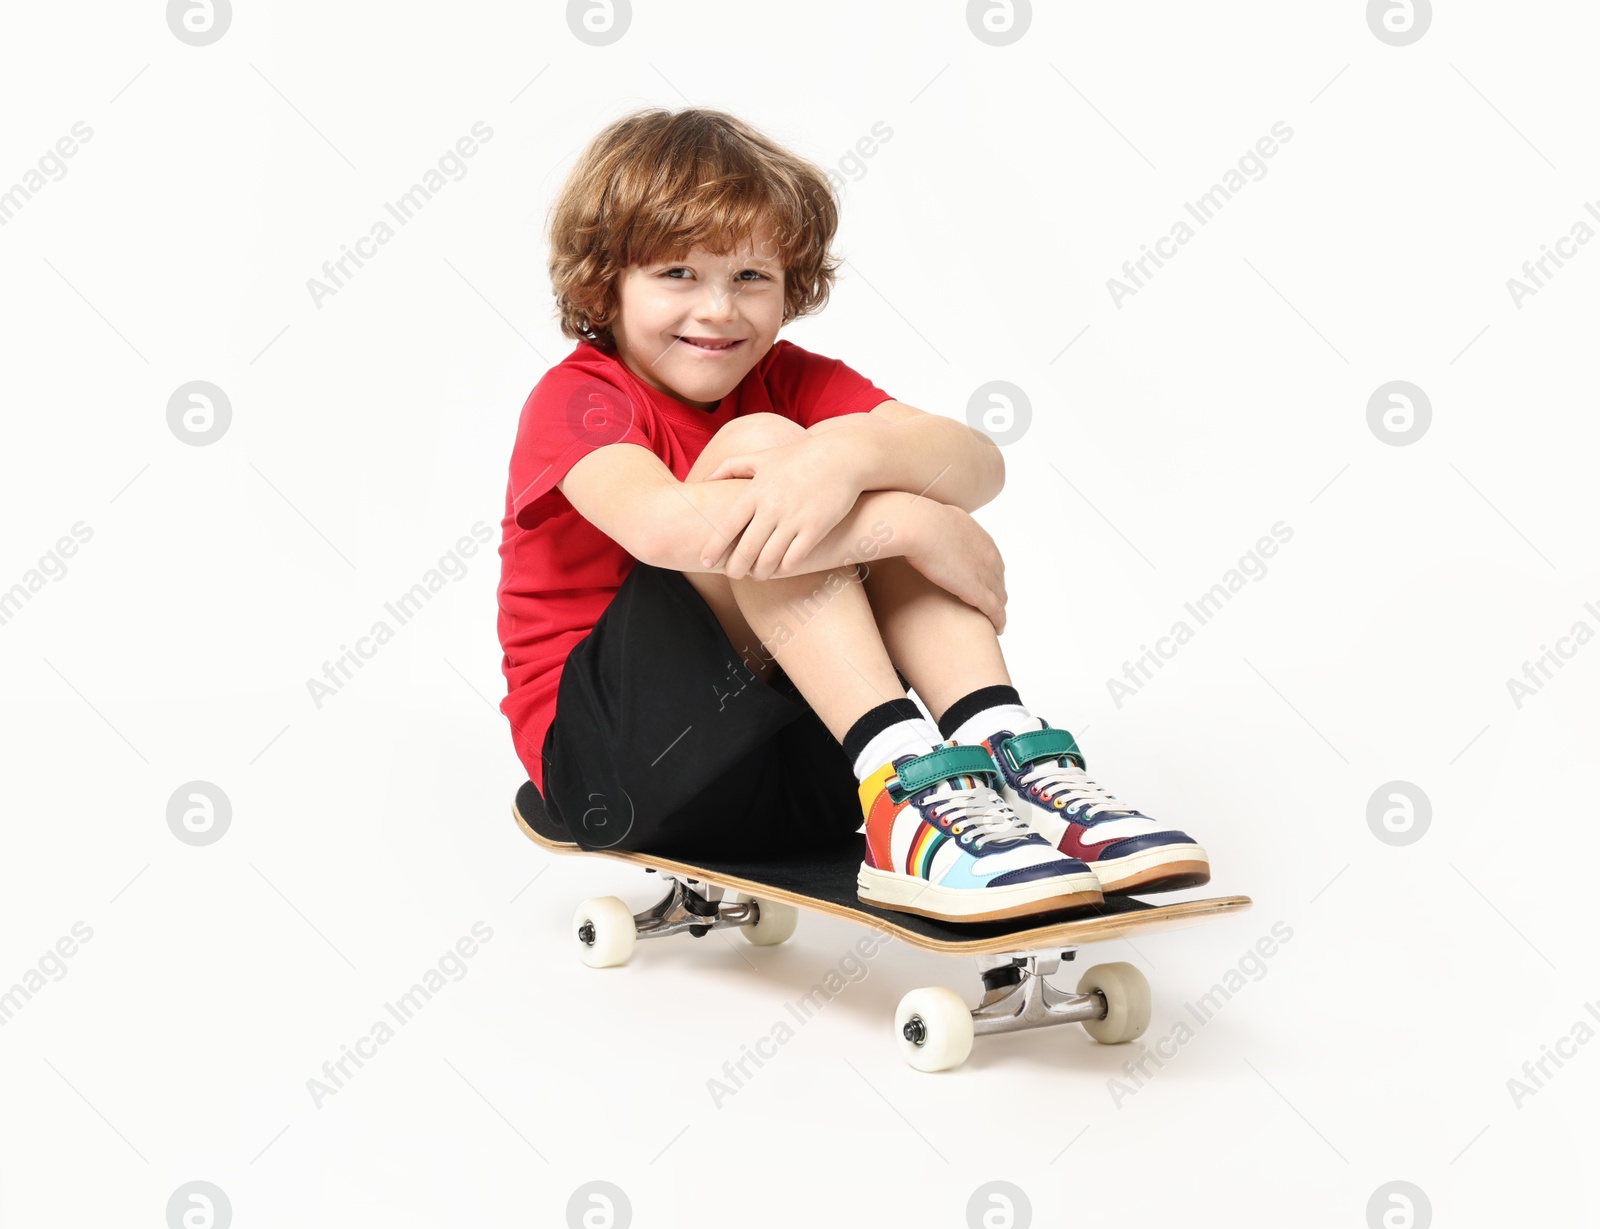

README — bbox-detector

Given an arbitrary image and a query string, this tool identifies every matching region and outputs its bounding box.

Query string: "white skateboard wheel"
[1076,961,1151,1044]
[895,986,974,1072]
[573,896,636,968]
[725,892,798,946]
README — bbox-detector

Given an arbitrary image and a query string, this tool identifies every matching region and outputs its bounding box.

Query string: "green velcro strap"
[1001,727,1083,771]
[888,744,998,801]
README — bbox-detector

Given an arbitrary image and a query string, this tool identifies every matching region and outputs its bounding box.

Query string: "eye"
[660,267,772,281]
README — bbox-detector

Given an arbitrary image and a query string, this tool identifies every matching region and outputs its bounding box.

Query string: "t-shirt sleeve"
[507,368,652,530]
[764,340,893,428]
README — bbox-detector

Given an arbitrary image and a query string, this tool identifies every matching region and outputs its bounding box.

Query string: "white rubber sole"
[857,864,1102,924]
[1090,843,1210,894]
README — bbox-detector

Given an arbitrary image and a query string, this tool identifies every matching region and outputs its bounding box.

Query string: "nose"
[694,276,741,323]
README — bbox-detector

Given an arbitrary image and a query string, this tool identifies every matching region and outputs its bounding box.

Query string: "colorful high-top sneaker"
[856,741,1103,923]
[979,719,1210,894]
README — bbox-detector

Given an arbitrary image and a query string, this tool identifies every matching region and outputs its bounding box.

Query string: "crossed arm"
[557,399,1009,626]
[803,400,1005,515]
[695,399,1005,577]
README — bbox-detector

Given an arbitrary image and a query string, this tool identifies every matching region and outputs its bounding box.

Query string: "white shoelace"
[1020,760,1136,820]
[927,783,1032,848]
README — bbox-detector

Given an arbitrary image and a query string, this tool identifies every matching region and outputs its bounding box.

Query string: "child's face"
[610,234,785,410]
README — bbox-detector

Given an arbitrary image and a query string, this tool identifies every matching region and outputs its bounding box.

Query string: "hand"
[700,434,863,579]
[904,502,1008,634]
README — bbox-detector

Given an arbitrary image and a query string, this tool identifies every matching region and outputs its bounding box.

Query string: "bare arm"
[560,440,1008,632]
[557,441,934,577]
[804,399,1005,513]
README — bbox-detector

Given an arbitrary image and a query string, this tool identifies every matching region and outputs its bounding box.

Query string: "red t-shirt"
[497,338,893,791]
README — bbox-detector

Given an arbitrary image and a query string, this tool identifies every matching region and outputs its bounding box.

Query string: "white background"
[2,1,1595,1226]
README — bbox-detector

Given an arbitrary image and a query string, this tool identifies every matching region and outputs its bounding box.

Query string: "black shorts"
[539,561,867,860]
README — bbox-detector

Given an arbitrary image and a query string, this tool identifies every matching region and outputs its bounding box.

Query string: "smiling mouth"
[677,337,744,351]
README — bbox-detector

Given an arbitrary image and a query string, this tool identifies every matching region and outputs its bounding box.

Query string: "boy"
[498,107,1209,925]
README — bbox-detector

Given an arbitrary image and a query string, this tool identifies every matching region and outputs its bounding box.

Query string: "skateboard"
[513,781,1252,1071]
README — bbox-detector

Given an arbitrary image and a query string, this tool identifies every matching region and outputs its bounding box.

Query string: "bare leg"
[678,417,782,684]
[722,565,906,741]
[857,555,1013,725]
[679,415,908,740]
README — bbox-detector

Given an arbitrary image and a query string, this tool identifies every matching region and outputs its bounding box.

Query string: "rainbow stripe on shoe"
[856,742,1102,924]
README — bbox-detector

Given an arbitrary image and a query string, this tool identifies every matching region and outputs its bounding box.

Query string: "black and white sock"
[937,684,1034,747]
[843,698,941,783]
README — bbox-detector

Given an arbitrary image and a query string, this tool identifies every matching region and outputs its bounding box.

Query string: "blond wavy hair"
[547,107,844,351]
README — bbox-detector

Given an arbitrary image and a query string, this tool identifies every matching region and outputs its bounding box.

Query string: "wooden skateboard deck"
[513,781,1251,956]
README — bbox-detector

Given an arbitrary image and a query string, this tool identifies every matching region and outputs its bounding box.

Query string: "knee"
[688,412,804,482]
[723,412,804,450]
